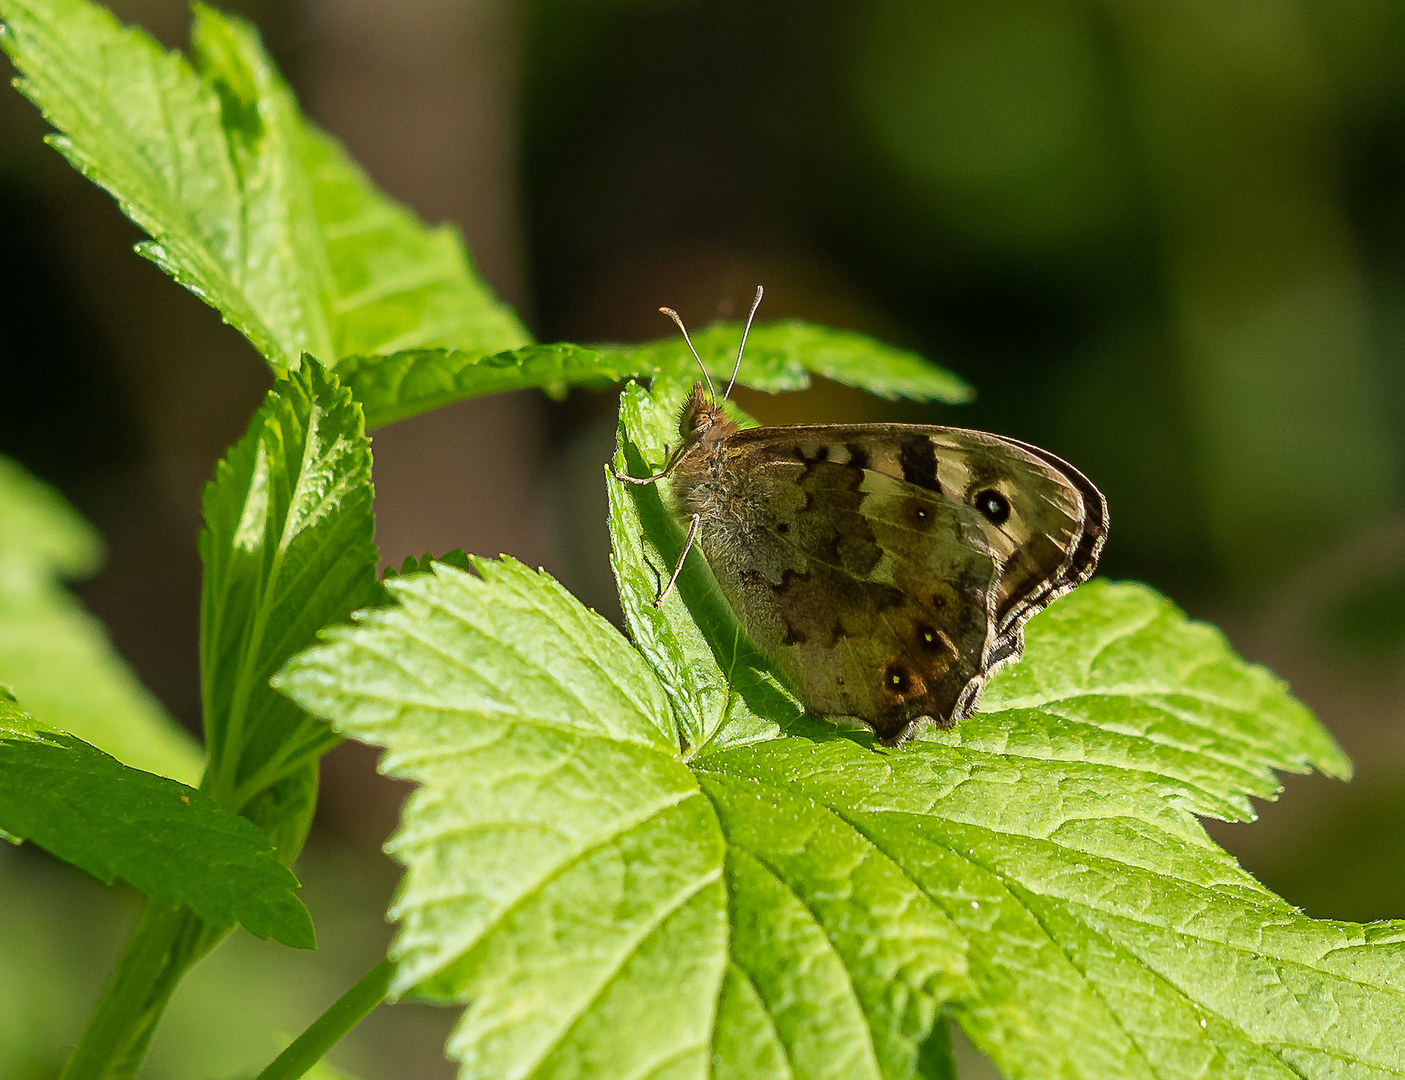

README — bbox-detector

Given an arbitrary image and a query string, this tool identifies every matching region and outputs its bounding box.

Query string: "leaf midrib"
[507,867,722,1080]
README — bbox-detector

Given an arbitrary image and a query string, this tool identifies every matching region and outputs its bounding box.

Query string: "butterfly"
[614,287,1108,745]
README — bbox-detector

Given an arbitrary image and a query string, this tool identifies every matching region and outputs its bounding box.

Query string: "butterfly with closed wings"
[613,287,1108,746]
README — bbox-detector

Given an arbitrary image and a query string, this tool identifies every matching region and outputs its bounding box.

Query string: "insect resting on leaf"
[612,286,1108,745]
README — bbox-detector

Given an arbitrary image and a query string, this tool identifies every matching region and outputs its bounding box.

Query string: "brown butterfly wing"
[686,448,1001,742]
[675,424,1105,743]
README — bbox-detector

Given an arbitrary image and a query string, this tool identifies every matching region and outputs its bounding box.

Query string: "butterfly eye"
[974,489,1011,524]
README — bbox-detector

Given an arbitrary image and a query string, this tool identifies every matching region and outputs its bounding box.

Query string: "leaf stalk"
[254,958,396,1080]
[60,903,223,1080]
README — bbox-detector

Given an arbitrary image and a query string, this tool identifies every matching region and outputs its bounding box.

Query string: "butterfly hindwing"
[666,418,1107,744]
[691,446,999,741]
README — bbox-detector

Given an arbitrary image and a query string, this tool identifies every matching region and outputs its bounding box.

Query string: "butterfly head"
[677,381,737,448]
[660,285,766,448]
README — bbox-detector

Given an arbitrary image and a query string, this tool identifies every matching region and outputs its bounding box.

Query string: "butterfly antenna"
[724,285,764,401]
[659,306,717,406]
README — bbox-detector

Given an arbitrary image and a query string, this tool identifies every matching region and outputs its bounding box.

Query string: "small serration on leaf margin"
[383,549,472,580]
[200,359,377,813]
[0,693,312,946]
[0,0,526,371]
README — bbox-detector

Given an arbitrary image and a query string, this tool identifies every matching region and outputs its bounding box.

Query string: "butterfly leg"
[611,462,669,485]
[611,444,684,485]
[654,513,700,608]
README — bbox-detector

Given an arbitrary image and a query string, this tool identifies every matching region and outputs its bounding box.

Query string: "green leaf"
[608,380,798,758]
[0,454,202,784]
[0,0,527,371]
[279,371,1390,1077]
[593,319,974,402]
[382,549,472,581]
[610,375,1395,1080]
[338,318,968,428]
[696,718,1395,1080]
[200,360,378,812]
[916,1021,957,1080]
[276,558,971,1078]
[958,578,1353,815]
[0,693,312,947]
[338,344,606,429]
[702,773,970,1080]
[0,452,99,579]
[240,758,318,867]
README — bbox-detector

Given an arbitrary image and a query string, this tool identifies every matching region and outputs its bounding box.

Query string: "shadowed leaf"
[0,455,201,783]
[0,693,312,947]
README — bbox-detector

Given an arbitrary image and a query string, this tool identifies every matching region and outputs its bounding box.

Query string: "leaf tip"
[272,901,317,950]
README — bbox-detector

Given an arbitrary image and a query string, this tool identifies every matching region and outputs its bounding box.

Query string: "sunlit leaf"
[277,557,970,1078]
[339,344,608,429]
[593,319,973,402]
[608,379,796,758]
[200,361,377,812]
[339,318,968,429]
[0,0,527,370]
[615,376,1392,1080]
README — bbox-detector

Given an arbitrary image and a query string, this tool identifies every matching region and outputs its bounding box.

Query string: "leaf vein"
[510,865,722,1080]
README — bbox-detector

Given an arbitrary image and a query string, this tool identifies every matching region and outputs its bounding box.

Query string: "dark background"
[2,0,1404,1075]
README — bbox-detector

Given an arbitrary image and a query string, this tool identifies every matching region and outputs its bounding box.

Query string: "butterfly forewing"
[923,430,1094,633]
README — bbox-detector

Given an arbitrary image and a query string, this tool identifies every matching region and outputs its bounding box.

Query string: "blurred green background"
[3,0,1404,1075]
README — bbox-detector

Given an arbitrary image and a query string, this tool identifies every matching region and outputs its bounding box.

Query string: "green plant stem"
[60,902,223,1080]
[255,958,396,1080]
[919,1017,958,1080]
